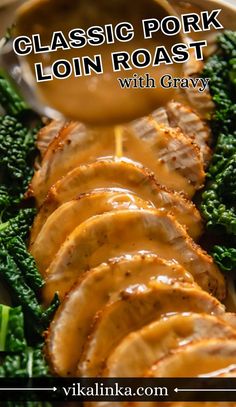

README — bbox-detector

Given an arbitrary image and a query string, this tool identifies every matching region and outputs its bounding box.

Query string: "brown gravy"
[16,0,182,125]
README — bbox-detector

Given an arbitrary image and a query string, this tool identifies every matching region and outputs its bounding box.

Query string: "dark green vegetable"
[0,73,55,380]
[0,242,59,333]
[0,344,49,378]
[0,305,26,352]
[0,115,33,179]
[208,132,236,178]
[0,115,37,215]
[0,209,43,291]
[0,185,11,210]
[213,245,236,272]
[202,154,236,235]
[201,32,236,244]
[41,293,60,327]
[0,70,28,116]
[6,237,43,291]
[0,206,59,336]
[0,209,36,242]
[0,241,43,324]
[212,31,236,99]
[202,31,236,135]
[203,54,236,134]
[219,30,236,59]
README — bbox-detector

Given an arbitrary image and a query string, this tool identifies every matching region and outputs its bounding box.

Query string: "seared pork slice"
[30,160,203,243]
[42,209,225,304]
[104,313,236,378]
[148,340,236,377]
[184,84,215,120]
[125,121,205,194]
[36,120,67,157]
[30,189,153,273]
[30,119,205,205]
[182,47,214,119]
[150,102,212,165]
[46,254,196,376]
[151,107,169,126]
[165,101,212,165]
[78,283,224,377]
[221,313,236,329]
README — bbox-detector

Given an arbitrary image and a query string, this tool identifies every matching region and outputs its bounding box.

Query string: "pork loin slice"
[165,101,212,165]
[150,107,169,126]
[42,209,225,305]
[184,84,215,121]
[30,189,153,273]
[104,313,236,378]
[30,159,203,243]
[125,121,205,194]
[30,119,205,205]
[36,120,67,157]
[221,313,236,330]
[151,102,212,165]
[78,283,224,377]
[182,46,215,119]
[46,254,196,376]
[148,340,236,377]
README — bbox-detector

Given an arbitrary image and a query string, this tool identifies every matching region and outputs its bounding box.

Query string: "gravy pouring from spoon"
[15,0,185,125]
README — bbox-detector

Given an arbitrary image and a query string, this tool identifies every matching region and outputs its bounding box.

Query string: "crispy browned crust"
[148,121,205,188]
[29,122,83,201]
[36,119,67,157]
[166,101,213,165]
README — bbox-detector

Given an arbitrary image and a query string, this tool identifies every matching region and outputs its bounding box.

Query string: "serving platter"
[0,0,236,392]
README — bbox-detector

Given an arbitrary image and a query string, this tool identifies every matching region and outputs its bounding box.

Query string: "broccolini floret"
[219,30,236,59]
[202,31,236,134]
[202,154,236,235]
[208,132,236,178]
[201,31,236,274]
[213,245,236,272]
